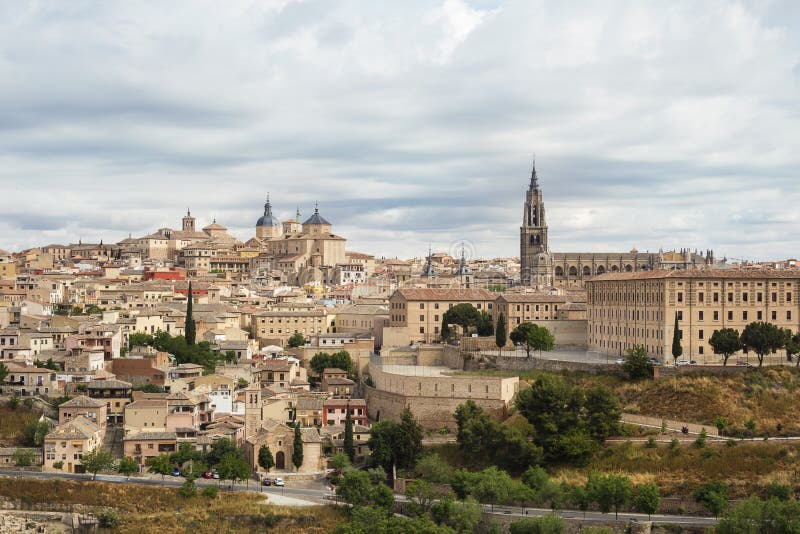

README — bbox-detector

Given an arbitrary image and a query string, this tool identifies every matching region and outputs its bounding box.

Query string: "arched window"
[569,266,578,276]
[583,266,591,276]
[555,266,564,277]
[625,264,633,272]
[596,266,606,274]
[611,265,619,272]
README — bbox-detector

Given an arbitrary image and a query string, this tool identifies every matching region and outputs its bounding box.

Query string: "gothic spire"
[529,155,539,191]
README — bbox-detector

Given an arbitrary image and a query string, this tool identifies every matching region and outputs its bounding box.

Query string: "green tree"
[0,362,8,384]
[128,332,154,349]
[292,423,304,470]
[762,483,791,501]
[405,479,436,516]
[569,485,591,519]
[287,332,306,348]
[588,472,633,519]
[258,445,275,473]
[147,453,174,482]
[622,345,653,380]
[117,456,139,479]
[185,281,196,346]
[632,483,660,520]
[216,451,251,486]
[495,313,507,354]
[82,447,115,481]
[367,420,397,472]
[741,321,785,367]
[207,437,238,467]
[784,330,800,366]
[584,387,622,442]
[331,452,351,472]
[336,469,394,510]
[431,496,483,534]
[509,514,564,534]
[13,448,35,467]
[415,454,454,484]
[9,395,20,410]
[716,497,800,534]
[709,328,743,366]
[510,322,554,358]
[694,481,729,518]
[395,407,423,470]
[24,420,51,447]
[714,417,728,437]
[309,350,356,377]
[672,312,683,362]
[441,303,481,339]
[180,476,197,498]
[344,406,355,463]
[477,311,495,337]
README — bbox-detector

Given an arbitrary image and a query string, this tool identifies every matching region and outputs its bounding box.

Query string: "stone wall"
[371,363,518,402]
[621,413,718,437]
[490,355,624,376]
[363,383,509,430]
[654,365,750,380]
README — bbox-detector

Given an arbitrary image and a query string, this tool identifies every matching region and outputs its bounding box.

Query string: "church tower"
[182,209,196,233]
[520,159,553,286]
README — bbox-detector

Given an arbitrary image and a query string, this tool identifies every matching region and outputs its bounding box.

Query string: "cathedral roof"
[256,196,280,227]
[302,205,331,226]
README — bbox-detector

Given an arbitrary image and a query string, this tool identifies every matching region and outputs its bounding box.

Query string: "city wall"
[654,365,750,380]
[489,356,624,376]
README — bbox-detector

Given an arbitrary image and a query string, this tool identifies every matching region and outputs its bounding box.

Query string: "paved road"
[0,470,717,527]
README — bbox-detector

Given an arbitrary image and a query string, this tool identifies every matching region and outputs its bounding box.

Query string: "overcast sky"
[1,0,798,261]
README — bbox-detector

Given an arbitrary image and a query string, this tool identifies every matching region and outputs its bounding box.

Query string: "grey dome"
[302,204,331,226]
[257,197,280,227]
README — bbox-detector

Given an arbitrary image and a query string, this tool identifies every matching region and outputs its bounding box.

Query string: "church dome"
[257,196,280,227]
[302,204,331,226]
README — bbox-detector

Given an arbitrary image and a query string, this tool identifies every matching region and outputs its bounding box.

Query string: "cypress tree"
[343,405,355,463]
[671,312,683,362]
[292,423,304,471]
[495,313,507,355]
[185,281,196,345]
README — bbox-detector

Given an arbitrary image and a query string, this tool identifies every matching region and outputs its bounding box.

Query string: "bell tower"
[182,209,196,233]
[520,158,553,286]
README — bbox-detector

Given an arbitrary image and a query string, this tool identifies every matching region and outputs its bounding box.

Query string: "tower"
[182,209,196,233]
[256,194,281,240]
[520,158,553,286]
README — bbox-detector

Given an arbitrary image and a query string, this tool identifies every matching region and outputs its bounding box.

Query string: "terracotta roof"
[59,395,106,409]
[392,288,496,301]
[46,417,101,441]
[588,268,800,282]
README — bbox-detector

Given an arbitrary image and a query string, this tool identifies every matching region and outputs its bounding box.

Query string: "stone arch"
[596,266,606,275]
[625,264,633,272]
[582,266,591,276]
[568,266,578,276]
[275,451,285,470]
[555,266,564,277]
[611,265,619,272]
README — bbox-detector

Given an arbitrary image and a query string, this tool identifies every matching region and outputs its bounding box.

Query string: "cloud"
[0,0,797,261]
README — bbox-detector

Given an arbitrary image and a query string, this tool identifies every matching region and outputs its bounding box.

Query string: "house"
[43,416,104,474]
[294,397,325,427]
[87,379,132,425]
[59,395,107,427]
[320,423,371,463]
[254,359,308,390]
[323,398,367,426]
[244,419,322,474]
[123,431,178,468]
[320,368,355,399]
[1,362,58,396]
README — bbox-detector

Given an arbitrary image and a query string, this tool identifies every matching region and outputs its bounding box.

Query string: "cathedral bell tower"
[520,159,553,287]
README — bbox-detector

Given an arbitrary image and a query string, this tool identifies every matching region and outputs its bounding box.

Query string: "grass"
[0,404,42,446]
[459,366,800,436]
[0,478,348,533]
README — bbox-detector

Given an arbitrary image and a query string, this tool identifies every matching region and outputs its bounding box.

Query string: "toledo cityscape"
[0,1,797,533]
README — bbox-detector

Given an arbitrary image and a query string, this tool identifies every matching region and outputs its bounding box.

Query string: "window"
[788,292,793,302]
[699,346,704,355]
[757,311,763,321]
[419,327,424,334]
[772,293,777,303]
[677,311,683,321]
[743,311,748,321]
[728,293,733,302]
[698,292,704,302]
[757,293,763,303]
[788,311,792,321]
[434,303,439,309]
[419,315,424,322]
[698,311,704,321]
[771,311,776,321]
[743,293,749,302]
[713,293,719,302]
[677,292,683,302]
[728,311,733,321]
[699,330,704,340]
[713,311,719,321]
[419,303,424,309]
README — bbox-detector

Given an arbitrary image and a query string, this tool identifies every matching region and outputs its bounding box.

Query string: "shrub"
[97,509,120,529]
[52,461,64,470]
[695,428,707,448]
[202,486,219,499]
[646,436,657,448]
[179,477,197,498]
[669,438,680,450]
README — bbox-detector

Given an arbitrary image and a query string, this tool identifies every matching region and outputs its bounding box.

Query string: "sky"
[0,0,798,262]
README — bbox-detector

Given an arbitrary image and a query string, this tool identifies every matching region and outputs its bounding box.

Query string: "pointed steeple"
[529,154,539,191]
[422,245,436,277]
[264,193,272,216]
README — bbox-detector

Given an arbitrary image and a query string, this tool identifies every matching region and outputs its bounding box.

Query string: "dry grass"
[0,405,42,446]
[554,440,800,498]
[0,478,347,533]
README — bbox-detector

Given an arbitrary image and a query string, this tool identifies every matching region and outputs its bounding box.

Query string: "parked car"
[172,468,181,477]
[202,472,213,479]
[274,477,285,487]
[736,361,755,368]
[676,359,690,366]
[613,359,625,365]
[647,358,662,366]
[212,471,220,480]
[689,360,697,366]
[261,478,272,486]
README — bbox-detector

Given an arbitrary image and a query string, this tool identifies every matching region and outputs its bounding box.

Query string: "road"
[0,470,717,527]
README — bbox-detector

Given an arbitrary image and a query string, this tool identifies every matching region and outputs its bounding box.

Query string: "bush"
[97,509,120,529]
[179,477,197,498]
[509,514,564,534]
[202,485,219,499]
[646,436,657,448]
[669,438,680,450]
[52,461,64,470]
[695,428,707,448]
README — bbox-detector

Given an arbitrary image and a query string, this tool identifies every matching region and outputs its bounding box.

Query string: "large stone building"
[586,269,800,361]
[519,160,721,287]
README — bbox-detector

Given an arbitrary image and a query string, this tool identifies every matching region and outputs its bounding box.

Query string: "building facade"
[586,269,800,361]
